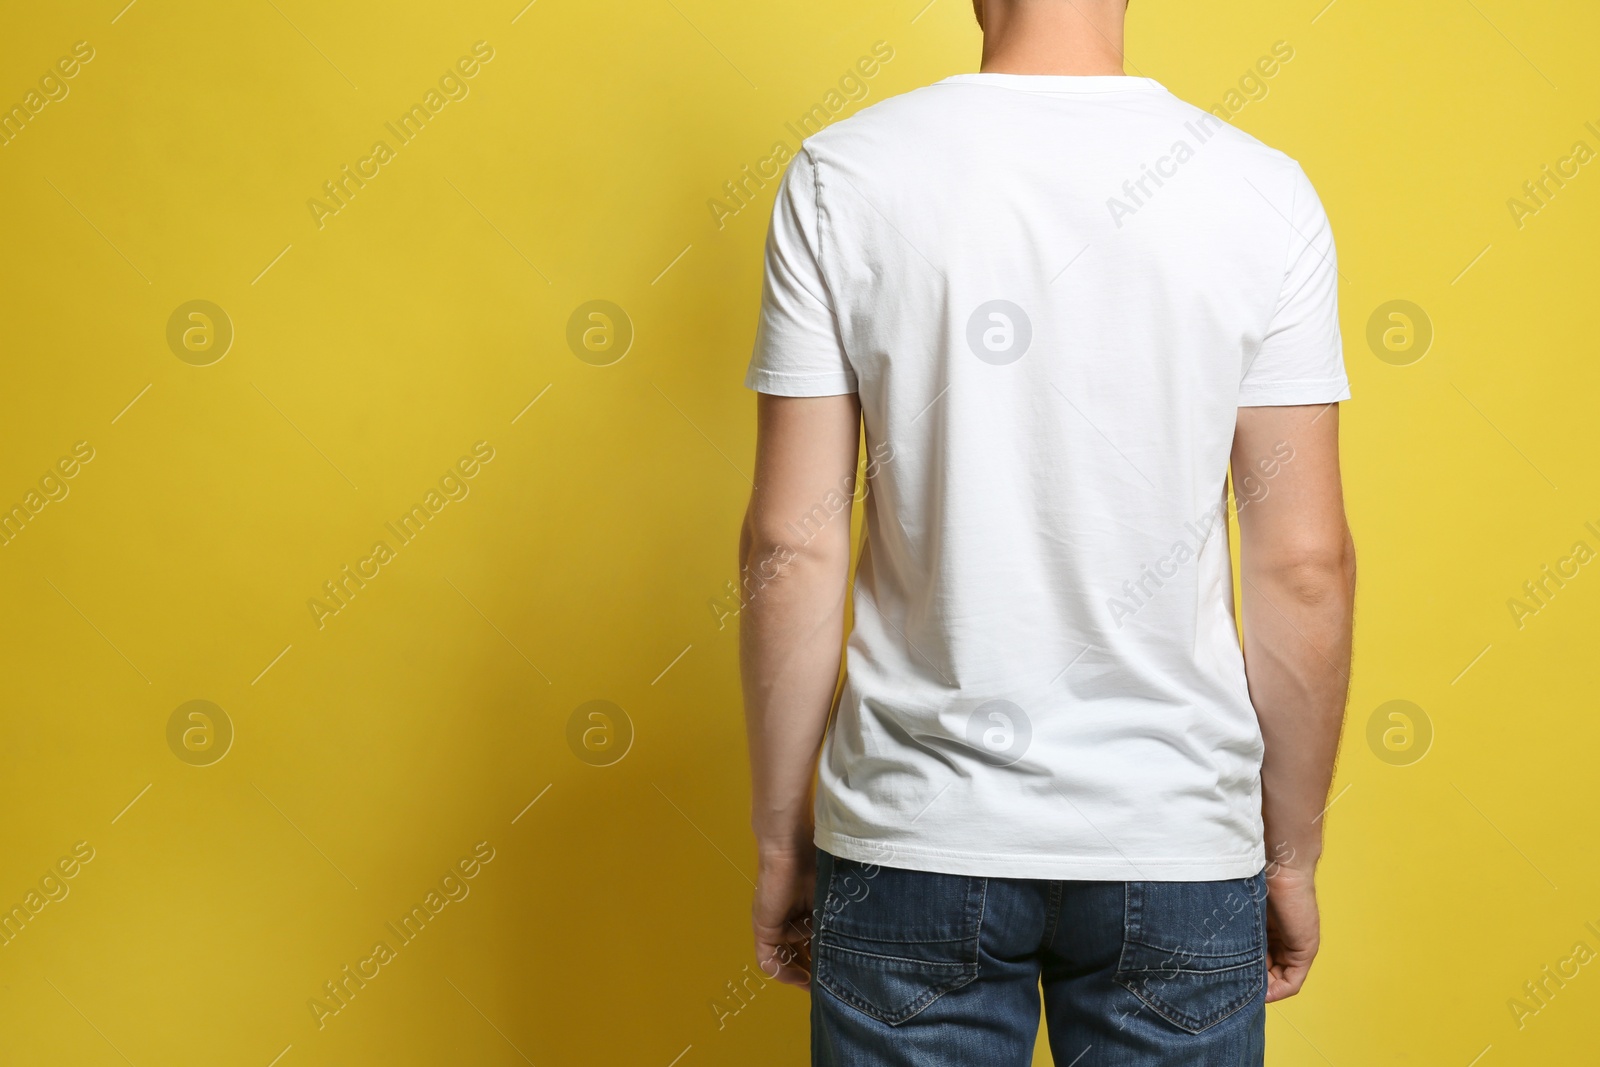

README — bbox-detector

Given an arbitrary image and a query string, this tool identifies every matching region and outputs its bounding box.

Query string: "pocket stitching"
[1118,955,1262,979]
[1122,937,1262,968]
[824,932,979,947]
[817,934,979,1025]
[1114,961,1264,1034]
[820,942,976,970]
[1113,877,1266,1034]
[821,964,977,1026]
[814,867,986,1026]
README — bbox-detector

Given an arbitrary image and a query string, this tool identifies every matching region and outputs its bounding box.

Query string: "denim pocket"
[812,851,985,1025]
[1112,874,1267,1034]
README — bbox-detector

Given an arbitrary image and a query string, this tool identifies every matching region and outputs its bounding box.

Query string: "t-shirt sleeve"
[1239,163,1352,406]
[743,148,858,397]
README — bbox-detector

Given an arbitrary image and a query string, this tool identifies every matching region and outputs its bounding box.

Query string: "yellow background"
[1,0,1596,1064]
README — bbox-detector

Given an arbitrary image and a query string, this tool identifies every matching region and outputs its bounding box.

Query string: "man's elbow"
[1257,532,1356,607]
[740,518,851,583]
[741,532,850,575]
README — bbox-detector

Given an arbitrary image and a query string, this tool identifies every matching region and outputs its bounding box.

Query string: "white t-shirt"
[745,73,1350,880]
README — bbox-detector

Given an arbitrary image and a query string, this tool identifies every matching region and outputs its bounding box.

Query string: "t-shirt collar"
[937,73,1164,95]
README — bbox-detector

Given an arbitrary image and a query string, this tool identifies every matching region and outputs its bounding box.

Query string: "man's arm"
[1232,402,1356,1003]
[740,392,861,987]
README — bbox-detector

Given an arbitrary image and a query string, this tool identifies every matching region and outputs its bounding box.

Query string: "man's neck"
[978,3,1126,76]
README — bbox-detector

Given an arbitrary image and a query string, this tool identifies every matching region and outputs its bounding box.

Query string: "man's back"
[740,11,1356,1059]
[746,73,1350,879]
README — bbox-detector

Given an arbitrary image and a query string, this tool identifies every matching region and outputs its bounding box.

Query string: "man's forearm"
[1241,534,1356,872]
[739,527,851,853]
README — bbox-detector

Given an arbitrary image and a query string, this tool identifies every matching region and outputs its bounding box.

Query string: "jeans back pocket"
[1112,873,1267,1034]
[812,851,985,1026]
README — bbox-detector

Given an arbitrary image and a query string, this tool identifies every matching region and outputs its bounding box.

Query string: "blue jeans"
[810,850,1267,1066]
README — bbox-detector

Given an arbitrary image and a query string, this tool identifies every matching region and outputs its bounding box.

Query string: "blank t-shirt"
[745,73,1350,880]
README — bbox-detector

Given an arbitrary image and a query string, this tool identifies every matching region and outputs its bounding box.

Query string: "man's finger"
[756,939,811,987]
[1264,958,1308,1002]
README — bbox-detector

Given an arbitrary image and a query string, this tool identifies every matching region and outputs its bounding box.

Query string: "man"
[738,1,1356,1063]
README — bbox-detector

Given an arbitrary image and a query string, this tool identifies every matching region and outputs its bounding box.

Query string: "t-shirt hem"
[1237,377,1351,407]
[815,826,1266,882]
[744,366,858,397]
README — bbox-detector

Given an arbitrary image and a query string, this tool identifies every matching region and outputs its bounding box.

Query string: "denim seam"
[970,875,988,970]
[1041,880,1064,950]
[1118,955,1262,978]
[822,933,975,947]
[1114,881,1137,977]
[813,853,834,944]
[820,942,976,970]
[1122,936,1263,963]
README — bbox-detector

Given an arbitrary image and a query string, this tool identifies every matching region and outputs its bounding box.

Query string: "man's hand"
[752,846,816,988]
[1263,863,1319,1002]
